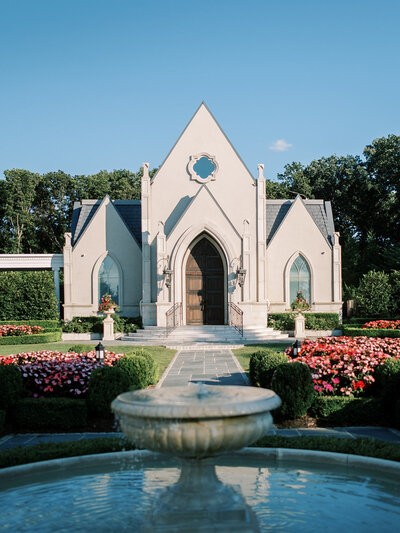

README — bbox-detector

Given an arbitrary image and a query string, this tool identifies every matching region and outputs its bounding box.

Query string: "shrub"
[0,319,60,330]
[249,350,288,388]
[87,366,131,416]
[0,270,59,320]
[62,315,142,333]
[271,362,315,419]
[68,344,95,354]
[0,437,133,469]
[0,364,23,409]
[373,358,400,409]
[116,354,157,389]
[356,270,392,317]
[342,326,400,338]
[390,271,400,316]
[12,398,87,430]
[310,396,384,425]
[304,314,340,330]
[268,313,340,331]
[0,410,5,435]
[123,349,158,385]
[396,399,400,429]
[0,331,62,345]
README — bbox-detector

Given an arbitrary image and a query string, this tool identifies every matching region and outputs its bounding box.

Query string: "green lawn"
[233,343,291,373]
[0,344,176,377]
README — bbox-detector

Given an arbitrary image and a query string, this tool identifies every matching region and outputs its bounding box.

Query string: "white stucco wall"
[266,198,337,312]
[64,197,142,319]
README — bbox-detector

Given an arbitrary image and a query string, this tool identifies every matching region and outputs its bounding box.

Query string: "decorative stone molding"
[0,254,63,269]
[188,153,218,184]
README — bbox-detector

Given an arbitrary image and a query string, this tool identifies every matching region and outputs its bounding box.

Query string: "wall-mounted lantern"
[236,268,247,288]
[163,269,173,288]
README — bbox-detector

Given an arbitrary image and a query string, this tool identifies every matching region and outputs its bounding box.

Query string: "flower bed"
[0,350,123,399]
[0,325,44,337]
[288,336,400,397]
[362,320,400,330]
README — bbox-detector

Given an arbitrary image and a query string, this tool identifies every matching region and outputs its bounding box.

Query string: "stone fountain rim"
[1,448,400,485]
[111,385,281,419]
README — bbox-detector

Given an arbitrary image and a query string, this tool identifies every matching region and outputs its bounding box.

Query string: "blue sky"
[1,0,399,181]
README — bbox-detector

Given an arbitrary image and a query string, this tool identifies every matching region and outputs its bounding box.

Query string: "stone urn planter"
[102,308,115,341]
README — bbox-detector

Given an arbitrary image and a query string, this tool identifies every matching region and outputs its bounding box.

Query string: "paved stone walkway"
[158,348,249,388]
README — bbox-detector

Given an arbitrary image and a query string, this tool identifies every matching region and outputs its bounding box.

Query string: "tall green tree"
[1,169,40,253]
[33,171,75,252]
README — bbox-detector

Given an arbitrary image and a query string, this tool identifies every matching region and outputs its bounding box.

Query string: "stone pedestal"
[294,313,305,338]
[103,310,115,341]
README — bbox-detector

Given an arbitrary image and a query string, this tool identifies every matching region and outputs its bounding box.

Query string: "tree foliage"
[0,167,156,254]
[268,134,400,286]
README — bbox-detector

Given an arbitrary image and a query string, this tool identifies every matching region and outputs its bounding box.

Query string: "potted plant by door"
[98,294,119,341]
[291,291,310,338]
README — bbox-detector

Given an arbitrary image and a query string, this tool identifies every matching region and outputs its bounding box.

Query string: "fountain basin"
[0,449,399,532]
[111,385,281,458]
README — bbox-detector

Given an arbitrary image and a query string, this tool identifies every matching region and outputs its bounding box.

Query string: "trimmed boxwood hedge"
[342,326,400,338]
[271,362,315,419]
[12,398,87,430]
[249,350,289,388]
[0,271,59,320]
[62,316,141,334]
[0,331,62,345]
[310,396,385,425]
[269,313,340,331]
[0,409,5,435]
[0,320,60,330]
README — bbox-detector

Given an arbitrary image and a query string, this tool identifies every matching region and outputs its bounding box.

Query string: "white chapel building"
[63,103,342,328]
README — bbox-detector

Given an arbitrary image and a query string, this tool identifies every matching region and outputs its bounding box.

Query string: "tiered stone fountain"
[111,383,281,532]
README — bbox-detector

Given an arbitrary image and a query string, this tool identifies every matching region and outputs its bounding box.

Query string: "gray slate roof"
[266,198,335,245]
[71,199,141,246]
[71,196,335,248]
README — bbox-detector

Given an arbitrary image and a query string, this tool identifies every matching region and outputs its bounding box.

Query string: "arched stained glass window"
[290,255,311,305]
[98,256,119,305]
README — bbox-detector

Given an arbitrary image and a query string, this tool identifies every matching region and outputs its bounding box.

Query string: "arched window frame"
[284,252,313,310]
[92,252,124,311]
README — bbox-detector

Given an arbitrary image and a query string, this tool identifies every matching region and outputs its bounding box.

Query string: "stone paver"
[158,348,249,388]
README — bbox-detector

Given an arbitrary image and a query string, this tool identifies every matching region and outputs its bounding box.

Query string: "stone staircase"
[122,325,289,346]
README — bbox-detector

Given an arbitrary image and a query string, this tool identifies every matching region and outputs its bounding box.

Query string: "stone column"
[294,313,306,338]
[52,267,60,313]
[63,232,73,320]
[332,232,342,303]
[141,163,153,325]
[103,310,115,341]
[256,164,267,303]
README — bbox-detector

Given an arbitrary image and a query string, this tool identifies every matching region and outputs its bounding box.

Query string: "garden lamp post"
[95,342,105,362]
[292,340,302,357]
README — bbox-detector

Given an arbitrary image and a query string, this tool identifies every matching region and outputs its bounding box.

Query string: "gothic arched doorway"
[185,237,225,325]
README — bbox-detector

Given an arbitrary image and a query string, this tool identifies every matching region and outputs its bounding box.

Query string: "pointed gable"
[266,198,335,246]
[151,102,255,185]
[150,103,258,237]
[71,198,142,247]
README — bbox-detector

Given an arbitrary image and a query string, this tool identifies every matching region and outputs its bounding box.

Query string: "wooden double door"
[186,238,225,325]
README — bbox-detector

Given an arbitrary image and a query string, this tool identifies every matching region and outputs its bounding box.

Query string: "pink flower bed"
[0,350,124,398]
[288,336,400,397]
[362,320,400,330]
[0,325,44,337]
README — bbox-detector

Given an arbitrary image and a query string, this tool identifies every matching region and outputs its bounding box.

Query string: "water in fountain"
[0,384,399,532]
